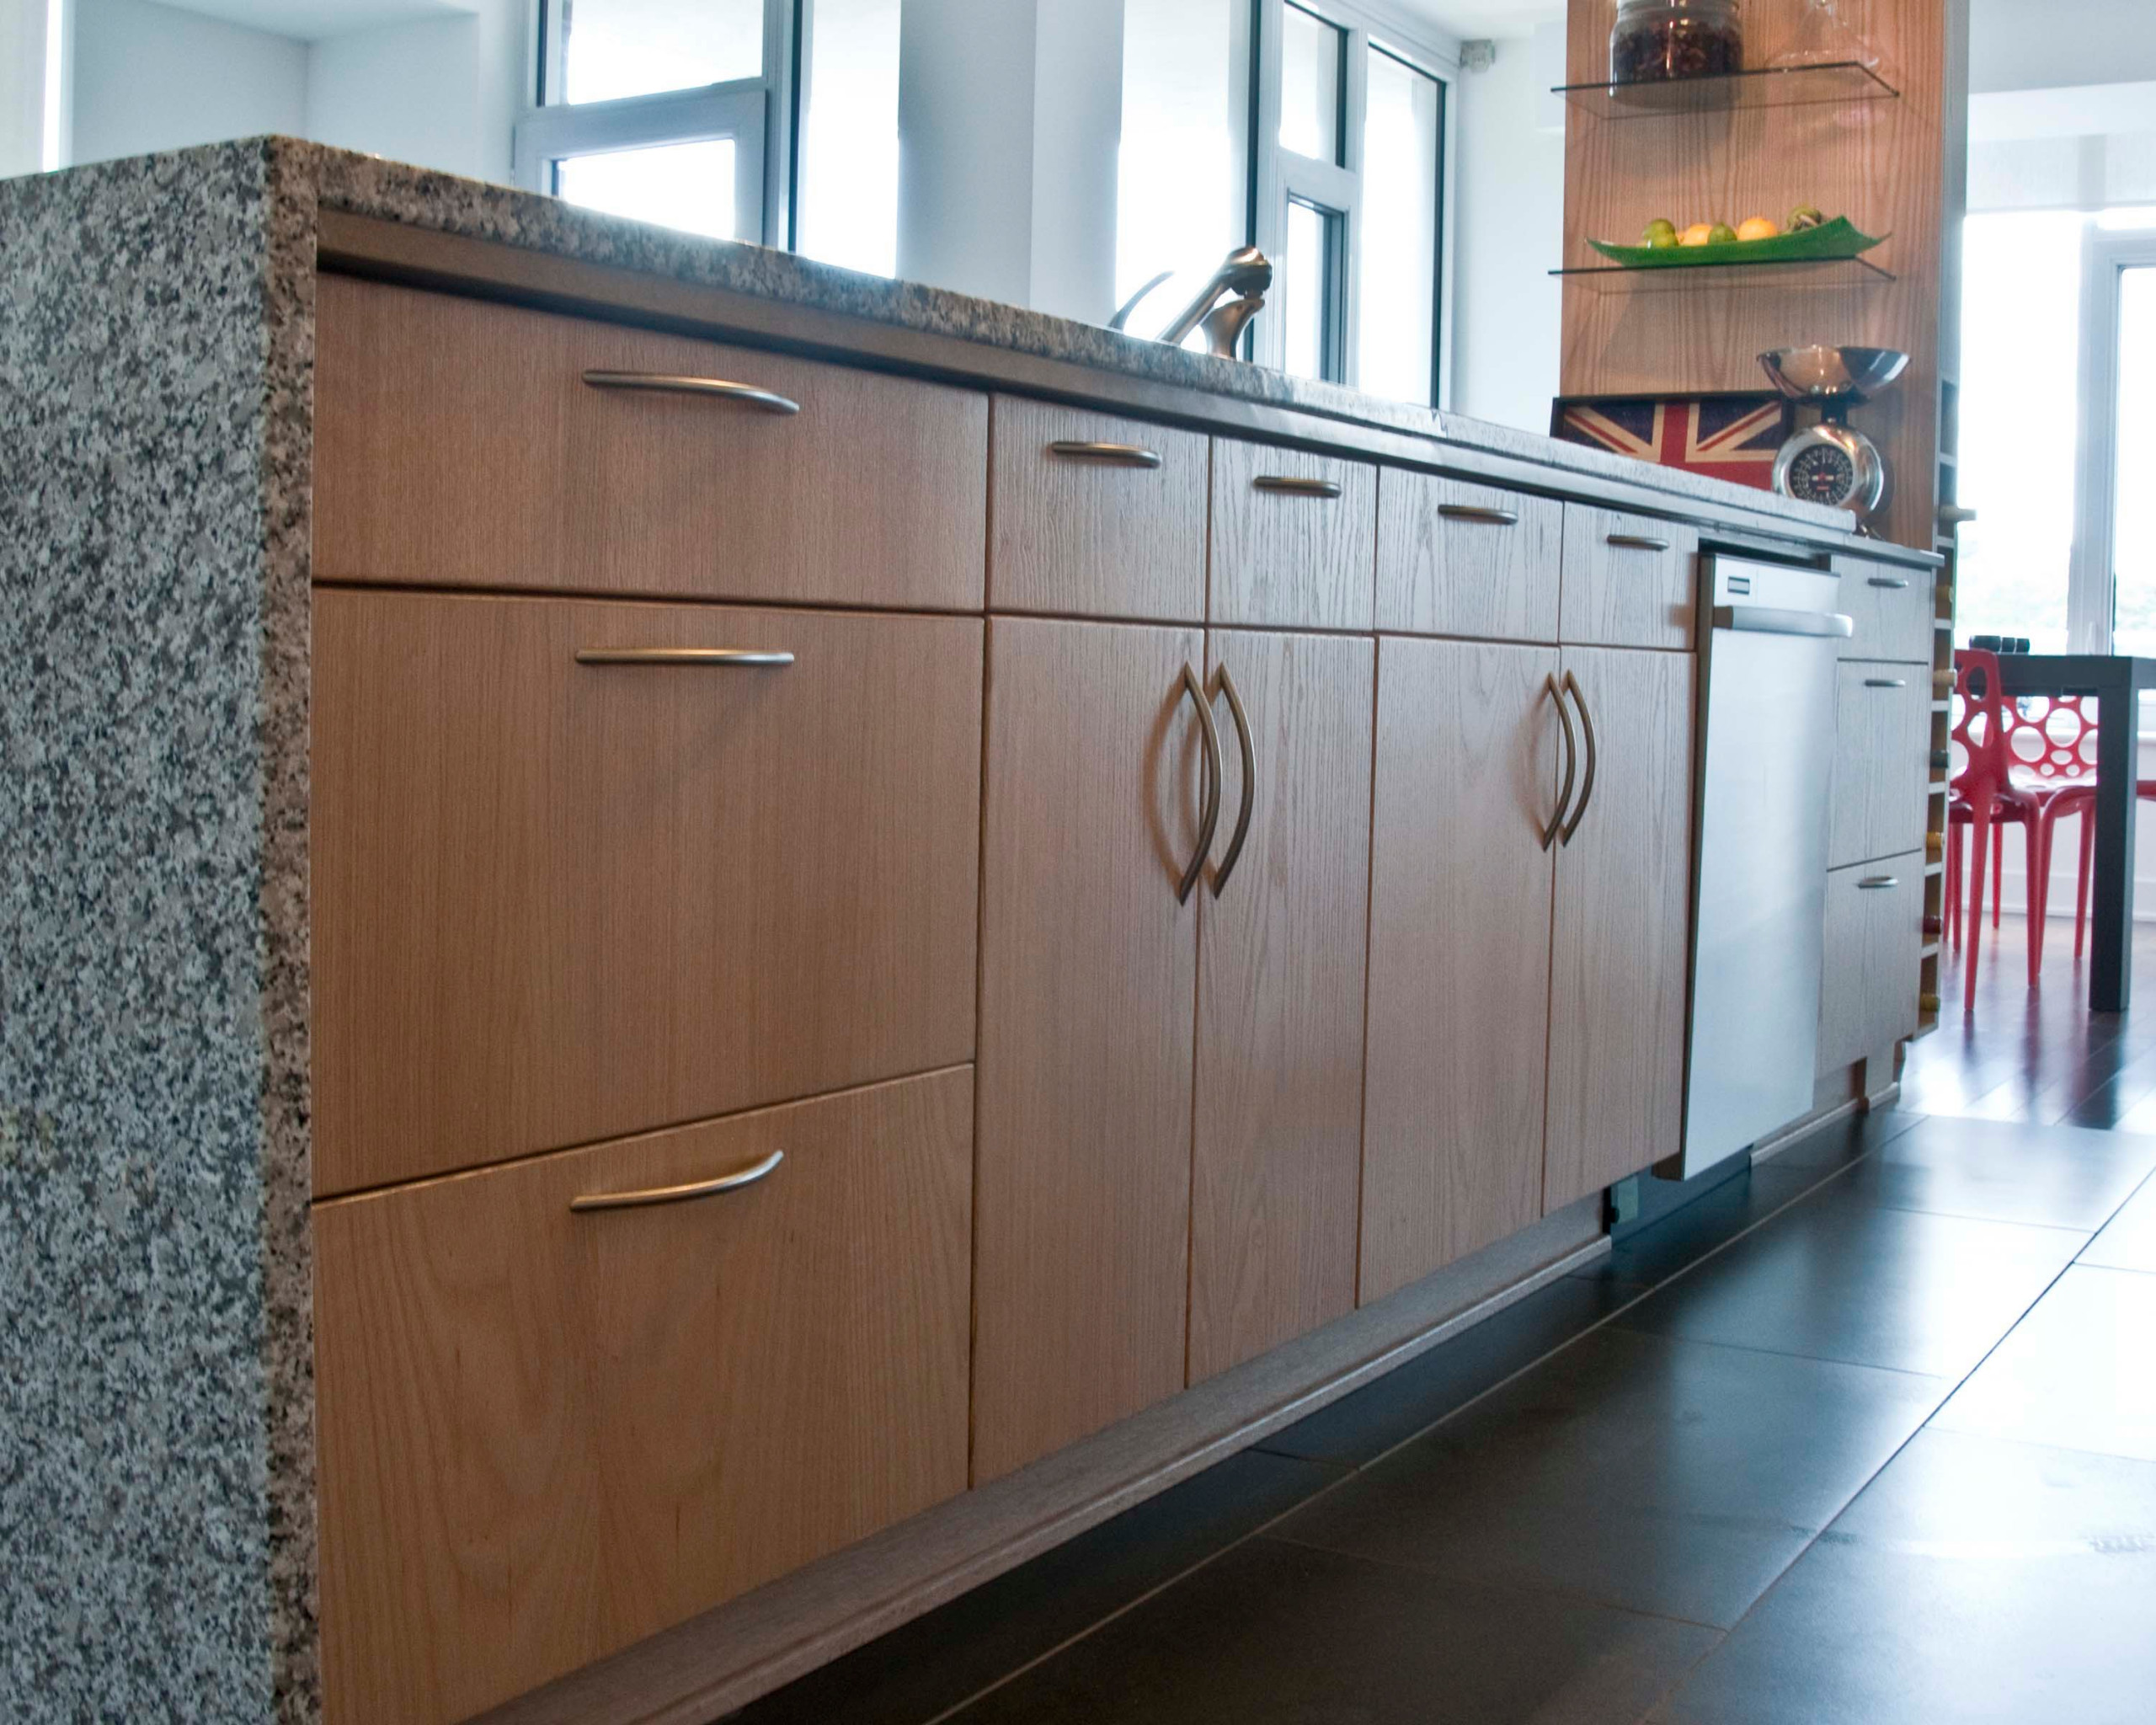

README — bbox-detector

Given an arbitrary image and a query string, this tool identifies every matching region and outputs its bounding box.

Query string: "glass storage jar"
[1609,0,1744,83]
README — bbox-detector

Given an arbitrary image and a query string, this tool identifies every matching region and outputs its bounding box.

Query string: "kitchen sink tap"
[1108,246,1273,360]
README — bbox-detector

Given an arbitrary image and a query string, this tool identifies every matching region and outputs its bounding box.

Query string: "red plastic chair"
[2005,694,2099,971]
[1945,649,2048,1007]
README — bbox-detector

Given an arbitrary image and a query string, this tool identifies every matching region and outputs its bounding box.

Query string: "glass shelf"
[1551,254,1897,292]
[1554,61,1899,121]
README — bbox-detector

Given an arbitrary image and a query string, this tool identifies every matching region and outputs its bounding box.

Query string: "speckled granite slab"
[1,142,315,1722]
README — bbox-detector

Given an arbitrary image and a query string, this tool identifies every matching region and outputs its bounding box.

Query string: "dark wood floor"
[728,912,2156,1725]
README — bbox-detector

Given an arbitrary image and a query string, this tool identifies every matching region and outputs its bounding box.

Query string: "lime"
[1786,204,1825,231]
[1641,217,1678,245]
[1707,222,1737,245]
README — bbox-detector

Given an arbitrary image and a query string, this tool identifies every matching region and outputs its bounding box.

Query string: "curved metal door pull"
[574,647,796,667]
[582,371,802,415]
[1542,672,1578,852]
[1049,441,1164,468]
[1210,664,1257,895]
[1559,670,1598,846]
[1177,664,1224,905]
[570,1148,784,1213]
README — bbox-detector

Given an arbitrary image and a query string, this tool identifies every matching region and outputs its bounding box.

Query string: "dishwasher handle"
[1710,605,1855,639]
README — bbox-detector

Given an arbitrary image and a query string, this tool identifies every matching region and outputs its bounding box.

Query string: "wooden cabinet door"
[1189,631,1374,1380]
[315,1069,974,1725]
[312,590,983,1195]
[1375,472,1564,642]
[1833,557,1935,664]
[974,617,1208,1482]
[1545,646,1695,1212]
[1361,638,1562,1306]
[1209,440,1379,630]
[1829,663,1929,868]
[1559,505,1699,650]
[1817,864,1872,1075]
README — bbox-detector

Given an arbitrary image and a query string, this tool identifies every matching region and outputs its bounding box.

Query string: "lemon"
[1679,222,1716,247]
[1737,215,1780,242]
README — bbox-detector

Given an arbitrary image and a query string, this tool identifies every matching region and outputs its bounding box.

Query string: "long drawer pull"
[1210,663,1257,895]
[1857,877,1900,890]
[1253,474,1343,499]
[570,1148,784,1213]
[583,371,801,415]
[1177,663,1224,905]
[1049,440,1163,468]
[1864,676,1908,689]
[1559,670,1598,846]
[1866,575,1911,590]
[1438,503,1521,526]
[574,647,797,667]
[1542,673,1577,852]
[1605,532,1672,552]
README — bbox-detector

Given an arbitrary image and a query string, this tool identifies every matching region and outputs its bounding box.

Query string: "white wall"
[1448,22,1564,432]
[1,0,50,177]
[1969,0,2156,95]
[72,0,305,165]
[307,12,510,182]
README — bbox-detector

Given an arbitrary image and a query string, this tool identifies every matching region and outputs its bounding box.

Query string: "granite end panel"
[0,141,318,1722]
[294,139,1856,538]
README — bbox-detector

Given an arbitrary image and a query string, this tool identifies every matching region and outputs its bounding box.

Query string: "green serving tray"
[1588,216,1886,269]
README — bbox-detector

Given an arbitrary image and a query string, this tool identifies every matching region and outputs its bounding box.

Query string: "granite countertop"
[296,141,1882,545]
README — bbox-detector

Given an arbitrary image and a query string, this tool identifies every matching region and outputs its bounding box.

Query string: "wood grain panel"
[313,275,987,608]
[312,590,982,1194]
[1189,630,1374,1381]
[1561,0,1953,552]
[1817,862,1872,1074]
[1545,644,1694,1211]
[1865,849,1926,1051]
[988,396,1209,620]
[1828,661,1928,868]
[314,1068,974,1725]
[1361,637,1561,1306]
[1560,504,1699,649]
[974,617,1204,1482]
[1376,471,1564,642]
[1835,554,1935,663]
[1209,441,1379,629]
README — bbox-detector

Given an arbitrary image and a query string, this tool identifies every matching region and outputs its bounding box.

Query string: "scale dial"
[1771,422,1886,520]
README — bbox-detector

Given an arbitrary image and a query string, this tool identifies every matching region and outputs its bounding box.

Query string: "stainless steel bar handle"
[1866,575,1911,590]
[1541,672,1577,852]
[582,371,801,414]
[1049,440,1164,468]
[1438,503,1521,526]
[1864,676,1908,689]
[1177,663,1224,905]
[1857,877,1900,890]
[1710,606,1856,639]
[1252,475,1343,499]
[1605,533,1672,552]
[575,647,797,667]
[1210,664,1258,896]
[1559,670,1598,846]
[570,1149,783,1213]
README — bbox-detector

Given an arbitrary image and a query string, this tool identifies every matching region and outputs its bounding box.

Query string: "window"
[518,0,901,268]
[1117,2,1451,399]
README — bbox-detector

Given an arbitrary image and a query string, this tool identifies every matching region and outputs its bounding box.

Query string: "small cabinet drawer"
[312,589,984,1195]
[1209,438,1377,628]
[1818,857,1923,1072]
[314,275,988,609]
[315,1068,975,1725]
[1834,557,1935,663]
[1376,471,1564,642]
[1829,663,1931,868]
[989,397,1209,620]
[1559,505,1698,649]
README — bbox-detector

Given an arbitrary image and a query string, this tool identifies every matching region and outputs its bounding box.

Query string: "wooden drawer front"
[313,590,983,1195]
[314,275,988,609]
[1834,558,1935,663]
[1209,439,1377,628]
[315,1069,974,1725]
[1829,663,1931,868]
[1817,858,1923,1071]
[1559,505,1698,649]
[989,397,1209,619]
[1376,472,1564,642]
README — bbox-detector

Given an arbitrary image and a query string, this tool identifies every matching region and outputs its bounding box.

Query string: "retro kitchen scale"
[1758,344,1909,526]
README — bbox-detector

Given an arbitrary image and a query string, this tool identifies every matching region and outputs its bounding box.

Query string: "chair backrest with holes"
[1950,648,2015,801]
[2003,692,2097,785]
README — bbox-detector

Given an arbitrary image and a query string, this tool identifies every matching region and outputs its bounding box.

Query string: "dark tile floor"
[732,916,2156,1724]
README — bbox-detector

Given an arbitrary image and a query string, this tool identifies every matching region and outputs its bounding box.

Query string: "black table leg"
[2091,676,2138,1012]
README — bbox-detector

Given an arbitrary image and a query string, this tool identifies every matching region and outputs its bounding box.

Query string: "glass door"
[2085,239,2156,654]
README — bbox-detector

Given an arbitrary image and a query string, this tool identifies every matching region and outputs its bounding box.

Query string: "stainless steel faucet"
[1108,247,1273,360]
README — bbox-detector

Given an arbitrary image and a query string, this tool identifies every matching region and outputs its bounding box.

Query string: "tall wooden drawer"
[1559,505,1698,649]
[1833,557,1935,663]
[1817,857,1924,1071]
[312,589,983,1195]
[1376,471,1564,642]
[989,397,1209,619]
[1829,662,1931,868]
[314,275,988,610]
[1209,438,1377,628]
[314,1068,974,1725]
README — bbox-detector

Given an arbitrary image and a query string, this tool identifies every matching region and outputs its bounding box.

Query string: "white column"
[1,0,51,179]
[1028,0,1123,324]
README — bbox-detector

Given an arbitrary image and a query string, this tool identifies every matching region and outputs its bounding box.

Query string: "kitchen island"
[0,138,1937,1725]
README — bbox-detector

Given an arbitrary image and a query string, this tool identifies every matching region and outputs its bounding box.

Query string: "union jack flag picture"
[1550,392,1791,491]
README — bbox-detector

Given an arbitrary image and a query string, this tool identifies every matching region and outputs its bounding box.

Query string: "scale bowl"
[1758,344,1909,402]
